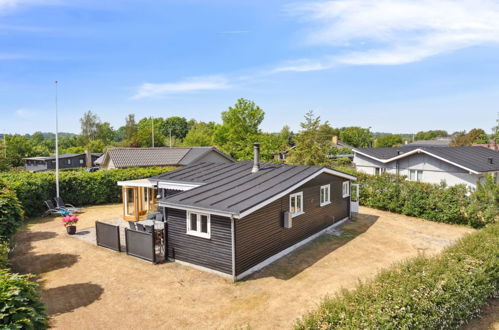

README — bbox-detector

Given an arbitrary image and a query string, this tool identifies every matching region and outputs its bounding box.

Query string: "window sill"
[291,211,305,218]
[320,201,331,207]
[342,195,350,198]
[186,231,211,239]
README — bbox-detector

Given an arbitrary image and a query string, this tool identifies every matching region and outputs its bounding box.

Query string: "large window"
[187,212,211,239]
[289,192,304,217]
[409,169,423,182]
[342,181,350,198]
[320,184,331,206]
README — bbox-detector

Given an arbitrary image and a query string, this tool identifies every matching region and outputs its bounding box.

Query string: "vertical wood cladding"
[164,208,233,275]
[234,173,350,275]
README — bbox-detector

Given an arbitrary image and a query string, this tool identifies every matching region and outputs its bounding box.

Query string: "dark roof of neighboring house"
[407,137,452,147]
[102,147,233,168]
[154,161,356,218]
[353,146,499,173]
[24,153,101,161]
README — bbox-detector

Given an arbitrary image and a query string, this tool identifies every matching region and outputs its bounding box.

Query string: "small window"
[67,159,71,165]
[80,159,84,164]
[289,192,304,217]
[342,181,350,198]
[186,212,210,239]
[320,184,331,206]
[409,170,423,182]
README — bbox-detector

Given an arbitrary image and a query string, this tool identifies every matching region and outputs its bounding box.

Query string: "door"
[351,184,360,214]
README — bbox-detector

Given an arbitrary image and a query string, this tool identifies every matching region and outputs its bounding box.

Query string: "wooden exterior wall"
[165,208,233,275]
[233,173,349,276]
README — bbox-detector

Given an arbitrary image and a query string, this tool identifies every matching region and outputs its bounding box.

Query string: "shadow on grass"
[41,283,104,315]
[11,253,79,274]
[245,213,379,281]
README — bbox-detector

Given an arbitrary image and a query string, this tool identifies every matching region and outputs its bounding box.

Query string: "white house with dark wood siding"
[353,146,499,189]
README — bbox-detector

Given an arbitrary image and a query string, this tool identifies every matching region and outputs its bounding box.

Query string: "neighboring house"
[118,144,356,280]
[98,147,234,169]
[24,153,101,172]
[473,141,498,151]
[407,137,452,147]
[353,146,499,189]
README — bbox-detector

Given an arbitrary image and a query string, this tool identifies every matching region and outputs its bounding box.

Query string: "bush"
[296,223,499,329]
[0,167,173,217]
[0,180,24,241]
[332,167,497,228]
[0,269,48,329]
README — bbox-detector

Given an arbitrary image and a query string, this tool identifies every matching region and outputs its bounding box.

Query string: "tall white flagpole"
[55,81,60,198]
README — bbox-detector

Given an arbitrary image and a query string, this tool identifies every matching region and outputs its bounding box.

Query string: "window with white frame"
[66,159,71,165]
[320,184,331,206]
[342,181,350,198]
[289,192,303,216]
[409,169,423,182]
[187,212,210,239]
[79,159,84,164]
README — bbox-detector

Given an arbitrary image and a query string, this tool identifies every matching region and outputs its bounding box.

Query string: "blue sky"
[1,0,498,135]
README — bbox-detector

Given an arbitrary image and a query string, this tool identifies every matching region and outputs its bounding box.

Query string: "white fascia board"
[117,179,156,188]
[353,149,479,174]
[237,168,354,219]
[157,181,201,191]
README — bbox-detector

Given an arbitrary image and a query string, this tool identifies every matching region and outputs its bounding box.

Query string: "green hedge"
[296,223,499,329]
[0,181,47,329]
[334,167,498,228]
[0,167,173,217]
[0,269,48,329]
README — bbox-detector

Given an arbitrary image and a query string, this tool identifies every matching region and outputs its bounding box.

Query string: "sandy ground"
[10,204,477,329]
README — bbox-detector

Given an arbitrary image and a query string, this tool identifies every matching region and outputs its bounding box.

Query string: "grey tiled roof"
[354,146,499,173]
[408,138,452,147]
[24,153,101,161]
[154,161,355,216]
[105,147,232,168]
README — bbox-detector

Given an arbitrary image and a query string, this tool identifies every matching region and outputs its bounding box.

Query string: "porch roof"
[117,178,156,188]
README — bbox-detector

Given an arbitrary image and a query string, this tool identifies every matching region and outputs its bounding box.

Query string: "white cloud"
[285,0,499,67]
[15,108,35,119]
[132,76,230,99]
[0,0,60,13]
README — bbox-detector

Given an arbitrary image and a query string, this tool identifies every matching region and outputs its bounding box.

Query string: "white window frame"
[320,184,331,206]
[186,211,211,239]
[289,192,304,217]
[79,159,84,164]
[342,181,350,198]
[409,169,423,182]
[66,159,71,165]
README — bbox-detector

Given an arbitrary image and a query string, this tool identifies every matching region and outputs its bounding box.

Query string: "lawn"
[10,205,475,329]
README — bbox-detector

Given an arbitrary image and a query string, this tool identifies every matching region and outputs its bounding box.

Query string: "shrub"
[0,180,24,241]
[332,166,497,228]
[296,223,499,330]
[0,269,48,329]
[0,167,173,217]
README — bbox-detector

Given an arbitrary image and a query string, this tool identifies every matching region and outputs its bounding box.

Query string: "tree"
[5,135,35,167]
[451,128,487,146]
[339,126,373,148]
[95,122,115,145]
[492,113,499,142]
[287,111,332,166]
[183,122,215,147]
[279,125,295,147]
[161,117,189,140]
[213,98,265,160]
[80,111,99,143]
[414,130,448,141]
[136,117,165,147]
[375,134,403,148]
[124,114,138,143]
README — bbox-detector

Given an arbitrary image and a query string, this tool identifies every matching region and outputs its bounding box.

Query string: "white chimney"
[252,143,260,173]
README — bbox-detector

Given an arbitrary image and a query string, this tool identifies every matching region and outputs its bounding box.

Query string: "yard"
[10,204,485,329]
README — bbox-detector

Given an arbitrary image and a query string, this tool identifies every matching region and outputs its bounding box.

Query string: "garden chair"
[43,200,69,217]
[54,197,82,213]
[128,221,137,231]
[136,223,146,232]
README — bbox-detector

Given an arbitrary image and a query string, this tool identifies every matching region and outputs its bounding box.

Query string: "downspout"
[230,215,236,282]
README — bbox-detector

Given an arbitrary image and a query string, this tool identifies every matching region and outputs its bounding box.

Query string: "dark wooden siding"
[234,173,350,275]
[164,208,233,275]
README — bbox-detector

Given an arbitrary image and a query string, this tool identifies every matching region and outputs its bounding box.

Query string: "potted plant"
[62,215,79,235]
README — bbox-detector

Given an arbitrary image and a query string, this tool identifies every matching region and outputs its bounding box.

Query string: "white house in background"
[352,146,499,189]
